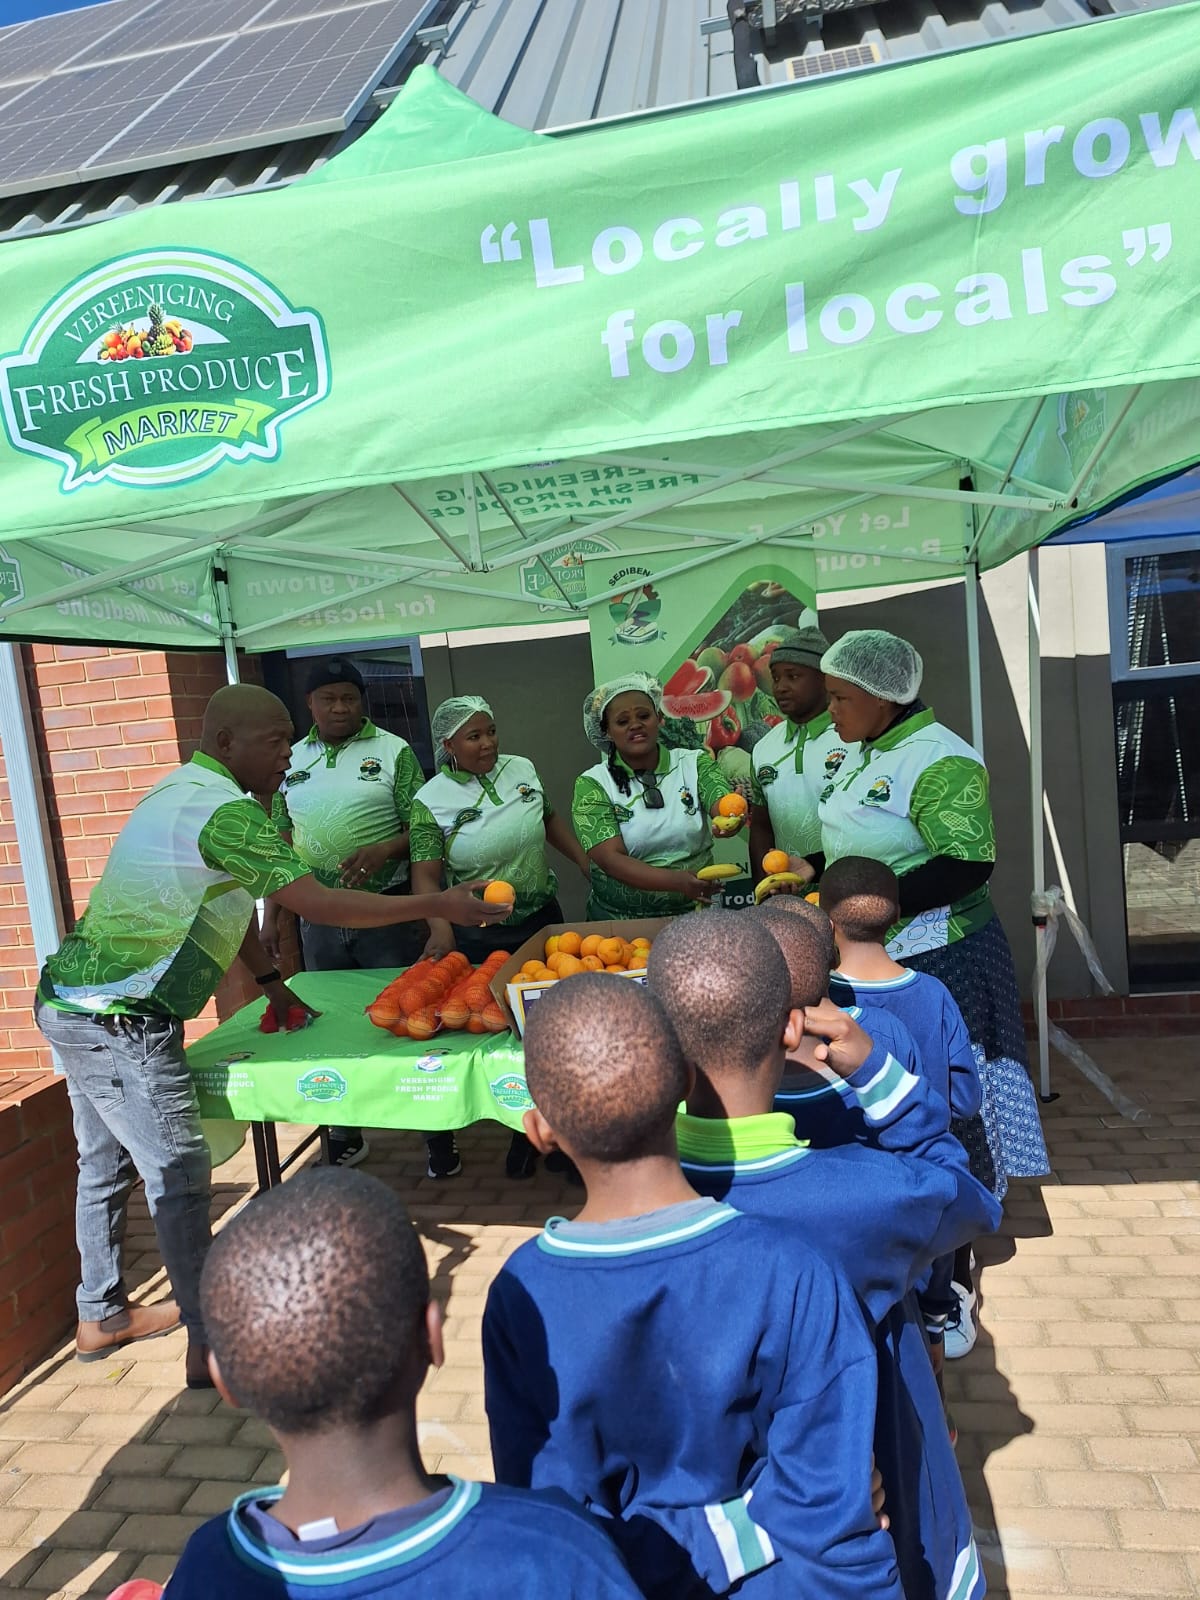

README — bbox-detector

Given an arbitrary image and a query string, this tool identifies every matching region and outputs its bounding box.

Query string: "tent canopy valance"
[0,4,1198,652]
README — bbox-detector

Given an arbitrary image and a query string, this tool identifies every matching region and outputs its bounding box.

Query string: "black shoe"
[328,1132,369,1169]
[505,1132,538,1180]
[426,1133,462,1180]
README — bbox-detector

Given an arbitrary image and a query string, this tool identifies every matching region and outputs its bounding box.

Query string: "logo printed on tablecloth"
[298,1067,348,1103]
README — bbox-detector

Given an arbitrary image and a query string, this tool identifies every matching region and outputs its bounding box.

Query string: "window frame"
[1106,535,1200,685]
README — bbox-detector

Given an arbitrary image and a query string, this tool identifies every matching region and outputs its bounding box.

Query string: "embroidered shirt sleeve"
[407,796,446,864]
[270,789,292,836]
[199,800,310,897]
[392,744,425,826]
[697,750,732,812]
[909,755,996,862]
[572,774,621,851]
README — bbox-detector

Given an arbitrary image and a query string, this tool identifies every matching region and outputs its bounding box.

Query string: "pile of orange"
[366,949,512,1039]
[517,931,652,983]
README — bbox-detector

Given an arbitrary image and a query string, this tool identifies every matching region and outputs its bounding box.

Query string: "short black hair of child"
[200,1168,428,1435]
[818,856,901,943]
[647,910,790,1074]
[524,972,687,1162]
[758,898,836,1008]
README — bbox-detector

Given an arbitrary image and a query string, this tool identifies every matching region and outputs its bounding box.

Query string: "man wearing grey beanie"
[748,625,856,880]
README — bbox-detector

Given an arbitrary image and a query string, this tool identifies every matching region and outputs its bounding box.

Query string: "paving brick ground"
[0,1035,1196,1599]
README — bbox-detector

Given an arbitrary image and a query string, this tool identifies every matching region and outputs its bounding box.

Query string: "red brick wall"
[0,1072,79,1397]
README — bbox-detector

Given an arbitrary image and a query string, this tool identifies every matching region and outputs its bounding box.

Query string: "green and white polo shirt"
[41,753,308,1020]
[572,745,729,920]
[818,707,996,956]
[408,754,557,926]
[272,720,423,893]
[749,710,857,859]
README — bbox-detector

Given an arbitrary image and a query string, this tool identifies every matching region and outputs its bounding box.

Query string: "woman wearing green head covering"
[410,696,590,1180]
[411,695,590,963]
[572,673,742,921]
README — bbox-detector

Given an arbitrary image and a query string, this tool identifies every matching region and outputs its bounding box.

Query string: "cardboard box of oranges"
[489,919,669,1037]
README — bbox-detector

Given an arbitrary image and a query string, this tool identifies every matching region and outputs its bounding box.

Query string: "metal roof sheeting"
[0,0,1187,241]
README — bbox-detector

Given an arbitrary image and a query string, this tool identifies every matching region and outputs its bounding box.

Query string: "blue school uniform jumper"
[830,969,982,1121]
[680,1046,998,1600]
[163,1478,642,1598]
[484,1199,904,1600]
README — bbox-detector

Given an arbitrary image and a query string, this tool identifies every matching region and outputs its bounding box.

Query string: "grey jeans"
[35,1000,211,1334]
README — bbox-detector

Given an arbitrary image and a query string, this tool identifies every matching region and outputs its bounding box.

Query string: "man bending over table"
[34,685,509,1390]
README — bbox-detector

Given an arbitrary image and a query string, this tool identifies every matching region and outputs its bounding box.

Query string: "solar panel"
[70,0,271,66]
[87,0,435,170]
[0,0,151,86]
[0,0,438,195]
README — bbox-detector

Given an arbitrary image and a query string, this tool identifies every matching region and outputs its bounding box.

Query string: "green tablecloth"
[186,970,531,1133]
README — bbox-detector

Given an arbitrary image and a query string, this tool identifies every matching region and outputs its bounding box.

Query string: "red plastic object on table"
[259,1003,311,1033]
[104,1583,165,1600]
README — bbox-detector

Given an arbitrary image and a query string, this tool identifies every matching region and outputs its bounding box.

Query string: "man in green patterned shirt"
[262,659,427,1170]
[35,685,508,1388]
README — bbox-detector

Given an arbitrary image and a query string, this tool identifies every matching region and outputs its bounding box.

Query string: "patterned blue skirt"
[903,914,1050,1202]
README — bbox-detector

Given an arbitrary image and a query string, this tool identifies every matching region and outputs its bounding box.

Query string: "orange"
[717,792,748,818]
[463,984,491,1011]
[482,880,515,905]
[557,931,582,957]
[439,998,470,1030]
[555,955,584,977]
[406,1008,439,1041]
[762,849,791,875]
[580,955,604,972]
[544,935,560,957]
[465,1013,487,1033]
[604,963,626,973]
[481,1002,510,1032]
[366,999,402,1028]
[545,952,567,975]
[521,960,545,979]
[805,890,821,905]
[597,936,624,966]
[580,934,603,958]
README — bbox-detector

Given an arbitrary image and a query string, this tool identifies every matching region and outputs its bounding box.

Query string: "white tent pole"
[1028,547,1051,1100]
[0,644,65,963]
[213,560,239,685]
[964,559,984,757]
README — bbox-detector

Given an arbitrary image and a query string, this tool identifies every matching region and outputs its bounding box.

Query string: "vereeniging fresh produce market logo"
[0,249,329,492]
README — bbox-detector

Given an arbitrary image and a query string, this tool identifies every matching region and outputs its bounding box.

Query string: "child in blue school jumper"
[650,910,997,1600]
[483,972,904,1600]
[760,894,923,1143]
[822,856,984,1360]
[163,1169,641,1600]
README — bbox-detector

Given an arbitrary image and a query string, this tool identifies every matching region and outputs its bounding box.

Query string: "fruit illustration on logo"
[97,303,193,362]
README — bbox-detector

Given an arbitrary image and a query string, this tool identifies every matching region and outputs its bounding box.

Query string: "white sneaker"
[944,1280,978,1359]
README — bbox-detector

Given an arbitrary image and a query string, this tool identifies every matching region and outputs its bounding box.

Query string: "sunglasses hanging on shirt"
[637,771,665,810]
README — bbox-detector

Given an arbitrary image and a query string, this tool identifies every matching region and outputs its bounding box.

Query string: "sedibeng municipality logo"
[0,249,330,492]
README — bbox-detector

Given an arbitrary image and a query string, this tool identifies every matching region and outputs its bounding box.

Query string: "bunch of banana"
[754,872,807,903]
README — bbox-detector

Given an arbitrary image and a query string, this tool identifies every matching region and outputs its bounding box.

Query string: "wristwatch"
[255,969,282,987]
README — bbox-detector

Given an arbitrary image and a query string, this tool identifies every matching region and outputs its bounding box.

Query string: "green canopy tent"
[1,3,1198,1108]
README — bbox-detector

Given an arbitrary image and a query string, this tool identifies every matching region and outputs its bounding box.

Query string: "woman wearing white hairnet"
[573,674,741,920]
[409,696,590,1179]
[816,629,1050,1354]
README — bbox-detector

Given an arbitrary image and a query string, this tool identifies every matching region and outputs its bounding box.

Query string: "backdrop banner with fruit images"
[1,5,1200,649]
[588,552,817,793]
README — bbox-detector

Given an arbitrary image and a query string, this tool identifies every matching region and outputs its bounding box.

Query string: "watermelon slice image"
[661,687,731,722]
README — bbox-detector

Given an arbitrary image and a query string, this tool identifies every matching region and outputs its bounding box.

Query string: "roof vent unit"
[784,42,882,78]
[747,0,888,36]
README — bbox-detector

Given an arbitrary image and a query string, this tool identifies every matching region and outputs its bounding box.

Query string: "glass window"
[1122,549,1200,671]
